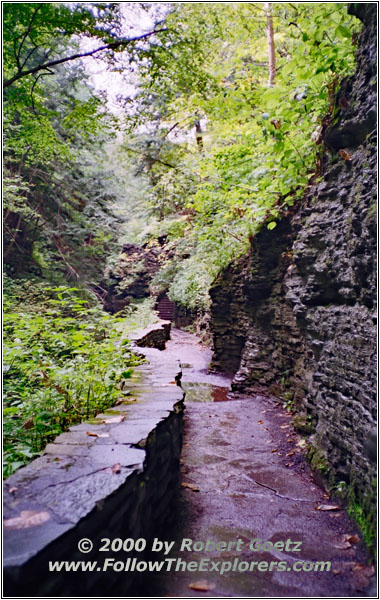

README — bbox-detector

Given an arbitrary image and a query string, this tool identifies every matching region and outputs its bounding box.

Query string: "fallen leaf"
[334,541,352,550]
[188,580,216,592]
[352,564,375,591]
[111,463,121,474]
[286,450,295,457]
[287,439,294,443]
[261,410,267,414]
[169,381,177,384]
[280,424,289,429]
[344,534,360,544]
[86,431,109,438]
[181,482,200,492]
[4,510,50,529]
[22,418,34,430]
[271,119,281,129]
[339,149,351,161]
[316,504,341,511]
[115,398,126,405]
[8,487,18,493]
[353,564,375,576]
[333,569,341,576]
[277,452,282,456]
[271,448,278,453]
[258,420,263,424]
[103,416,125,424]
[296,439,307,448]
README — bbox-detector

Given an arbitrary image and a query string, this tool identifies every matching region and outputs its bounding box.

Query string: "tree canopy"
[3,3,169,87]
[3,2,360,300]
[126,2,360,308]
[3,3,361,473]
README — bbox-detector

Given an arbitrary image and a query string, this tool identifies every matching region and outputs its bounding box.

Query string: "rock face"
[103,243,161,313]
[210,4,376,533]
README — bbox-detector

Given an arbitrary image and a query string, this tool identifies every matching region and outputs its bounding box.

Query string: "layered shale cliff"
[210,3,377,537]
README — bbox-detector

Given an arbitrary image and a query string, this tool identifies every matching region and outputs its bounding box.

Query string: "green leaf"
[336,24,352,38]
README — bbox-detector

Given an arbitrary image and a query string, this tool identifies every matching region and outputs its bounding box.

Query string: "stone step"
[156,296,175,321]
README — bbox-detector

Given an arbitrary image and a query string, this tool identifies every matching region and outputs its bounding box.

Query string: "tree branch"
[20,45,38,71]
[30,70,54,115]
[162,121,180,139]
[265,2,276,87]
[4,28,168,88]
[124,145,178,170]
[16,3,43,67]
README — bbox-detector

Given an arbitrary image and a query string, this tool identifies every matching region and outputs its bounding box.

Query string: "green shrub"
[3,280,143,478]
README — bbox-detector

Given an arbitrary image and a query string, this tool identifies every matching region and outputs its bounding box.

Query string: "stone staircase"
[156,294,175,321]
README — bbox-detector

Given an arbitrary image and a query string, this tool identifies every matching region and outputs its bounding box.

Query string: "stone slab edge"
[3,320,184,595]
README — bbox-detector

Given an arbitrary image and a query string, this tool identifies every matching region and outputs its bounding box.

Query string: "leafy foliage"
[4,58,124,288]
[2,2,142,89]
[129,2,360,310]
[2,3,362,477]
[3,278,148,478]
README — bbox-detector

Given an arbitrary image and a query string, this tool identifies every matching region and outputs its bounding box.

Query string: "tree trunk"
[194,118,203,150]
[265,2,276,86]
[4,213,23,260]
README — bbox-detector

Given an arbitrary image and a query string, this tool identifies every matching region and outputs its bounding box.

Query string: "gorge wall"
[210,3,377,537]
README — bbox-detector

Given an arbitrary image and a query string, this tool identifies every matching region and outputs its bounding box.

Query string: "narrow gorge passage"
[136,329,373,598]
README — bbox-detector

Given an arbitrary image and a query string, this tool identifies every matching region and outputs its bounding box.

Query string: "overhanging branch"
[4,28,168,88]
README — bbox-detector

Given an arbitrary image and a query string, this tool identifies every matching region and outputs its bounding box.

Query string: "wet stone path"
[136,329,374,598]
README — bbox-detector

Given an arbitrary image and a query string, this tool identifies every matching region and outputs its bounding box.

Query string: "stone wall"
[131,319,171,351]
[210,3,376,532]
[4,322,184,596]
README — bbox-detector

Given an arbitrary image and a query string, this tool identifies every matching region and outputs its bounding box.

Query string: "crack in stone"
[253,478,315,502]
[24,463,142,496]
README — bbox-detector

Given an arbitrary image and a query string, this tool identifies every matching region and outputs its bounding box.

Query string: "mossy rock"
[346,476,377,555]
[307,444,330,476]
[268,382,283,396]
[291,414,313,434]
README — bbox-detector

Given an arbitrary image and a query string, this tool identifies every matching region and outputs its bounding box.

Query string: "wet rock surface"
[3,323,184,596]
[209,6,377,532]
[135,330,375,597]
[131,319,171,351]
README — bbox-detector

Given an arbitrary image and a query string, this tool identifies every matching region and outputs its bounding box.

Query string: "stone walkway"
[135,329,375,598]
[3,323,184,597]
